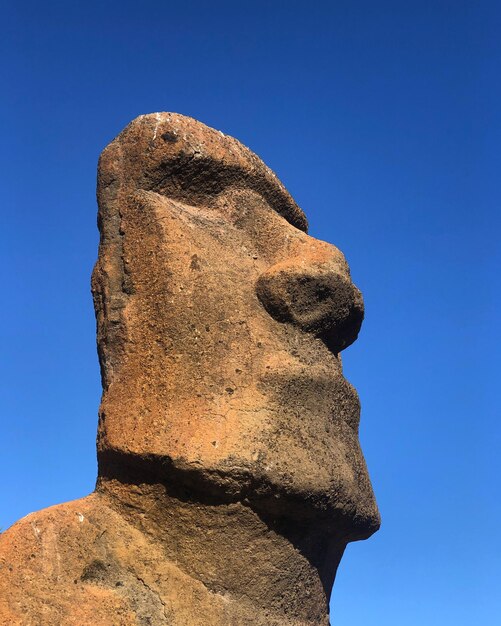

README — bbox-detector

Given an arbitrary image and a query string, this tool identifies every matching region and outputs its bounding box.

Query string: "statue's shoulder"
[0,494,254,625]
[0,494,137,624]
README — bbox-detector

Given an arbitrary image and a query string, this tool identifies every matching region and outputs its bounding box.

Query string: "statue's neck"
[97,477,345,625]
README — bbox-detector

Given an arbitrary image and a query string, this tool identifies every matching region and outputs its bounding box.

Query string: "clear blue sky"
[1,1,499,624]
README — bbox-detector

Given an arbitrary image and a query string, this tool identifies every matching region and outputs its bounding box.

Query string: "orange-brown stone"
[0,113,379,625]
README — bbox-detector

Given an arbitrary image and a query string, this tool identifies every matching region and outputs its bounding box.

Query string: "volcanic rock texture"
[0,113,379,625]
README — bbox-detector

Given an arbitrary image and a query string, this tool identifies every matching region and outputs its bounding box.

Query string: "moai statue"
[0,114,379,625]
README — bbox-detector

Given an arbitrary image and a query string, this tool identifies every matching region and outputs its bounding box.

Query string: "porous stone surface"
[0,113,379,625]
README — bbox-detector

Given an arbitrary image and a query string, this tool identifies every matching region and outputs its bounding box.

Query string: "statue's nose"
[256,255,364,353]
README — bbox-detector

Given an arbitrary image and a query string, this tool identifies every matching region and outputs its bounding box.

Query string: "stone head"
[92,113,379,540]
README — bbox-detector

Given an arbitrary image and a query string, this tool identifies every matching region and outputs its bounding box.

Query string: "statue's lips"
[259,359,360,429]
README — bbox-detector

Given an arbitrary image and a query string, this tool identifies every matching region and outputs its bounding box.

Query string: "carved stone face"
[93,113,379,539]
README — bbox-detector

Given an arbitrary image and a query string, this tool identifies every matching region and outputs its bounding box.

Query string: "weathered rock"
[0,113,379,625]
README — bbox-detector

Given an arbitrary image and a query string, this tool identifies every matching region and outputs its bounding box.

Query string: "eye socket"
[140,154,308,233]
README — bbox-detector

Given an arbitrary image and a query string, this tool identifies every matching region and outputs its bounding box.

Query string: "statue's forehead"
[102,112,308,232]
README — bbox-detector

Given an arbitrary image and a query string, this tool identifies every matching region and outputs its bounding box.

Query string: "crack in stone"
[130,571,170,623]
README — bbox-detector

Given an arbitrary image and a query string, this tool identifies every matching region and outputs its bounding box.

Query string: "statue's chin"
[197,458,380,541]
[238,459,380,540]
[98,447,380,541]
